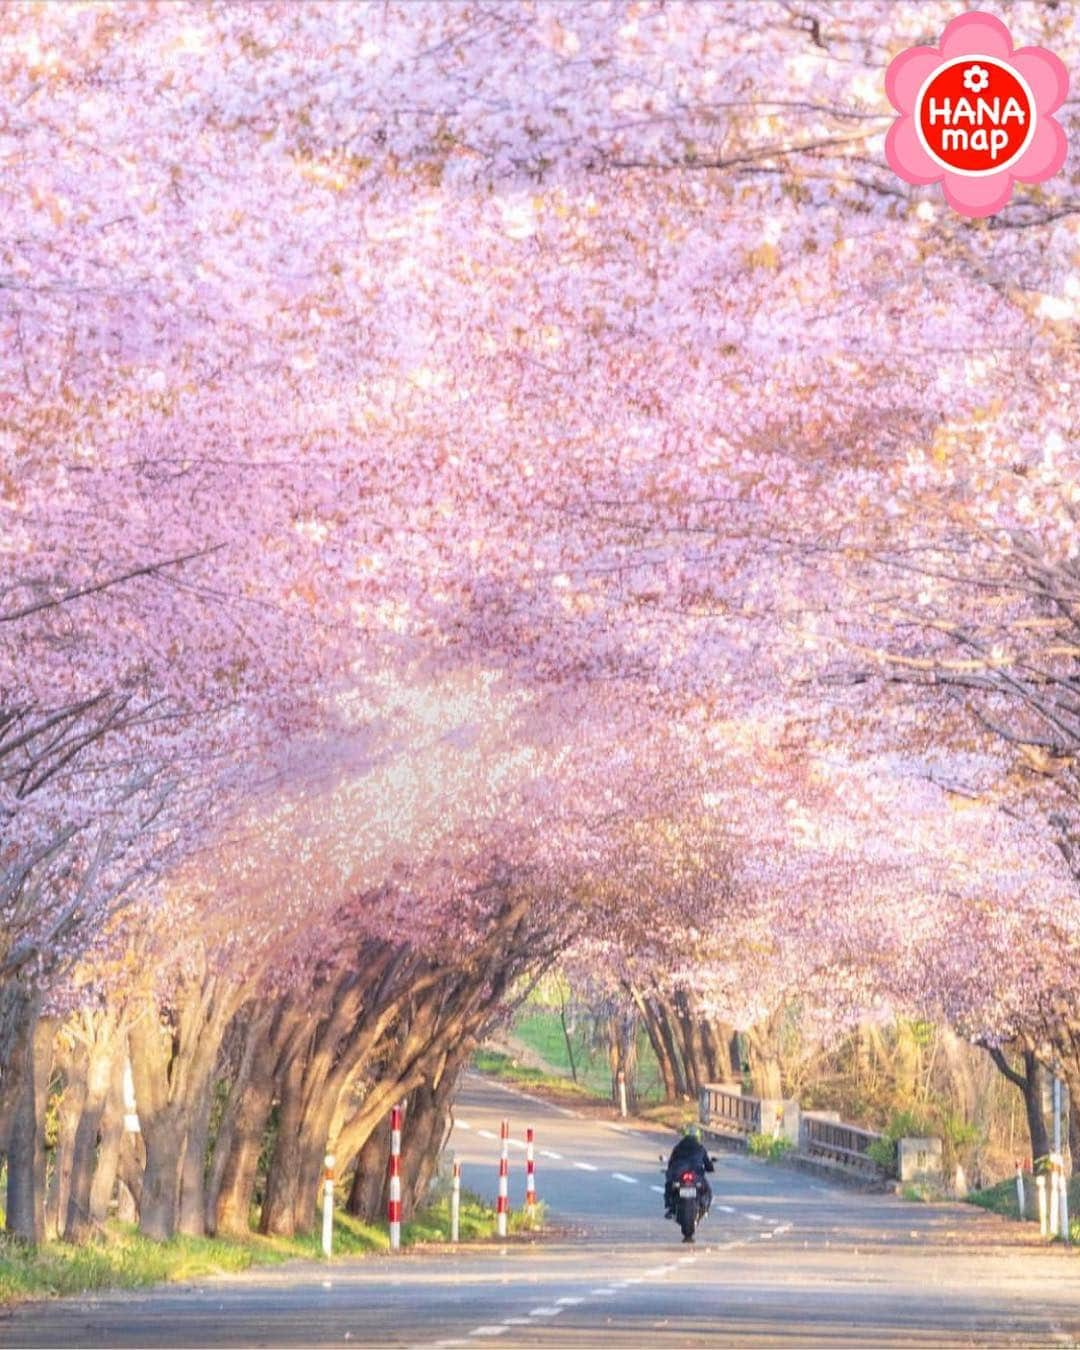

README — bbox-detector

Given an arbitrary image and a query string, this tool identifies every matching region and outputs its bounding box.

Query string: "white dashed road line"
[540,1149,562,1160]
[611,1172,638,1184]
[468,1328,507,1338]
[528,1306,564,1317]
[649,1184,665,1193]
[572,1161,598,1172]
[477,1129,498,1140]
[715,1204,735,1213]
[455,1120,471,1130]
[556,1297,585,1306]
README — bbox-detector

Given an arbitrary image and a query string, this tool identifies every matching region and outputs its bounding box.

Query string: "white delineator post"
[496,1118,509,1238]
[322,1153,335,1258]
[451,1161,461,1243]
[1036,1173,1048,1237]
[388,1105,403,1251]
[525,1127,536,1213]
[1052,1072,1069,1243]
[617,1069,627,1119]
[1014,1160,1026,1220]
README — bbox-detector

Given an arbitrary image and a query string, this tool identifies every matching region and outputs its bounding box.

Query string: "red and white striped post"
[525,1127,537,1213]
[496,1118,509,1237]
[388,1104,403,1251]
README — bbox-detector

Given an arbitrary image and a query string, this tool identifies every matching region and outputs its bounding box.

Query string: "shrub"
[747,1132,793,1162]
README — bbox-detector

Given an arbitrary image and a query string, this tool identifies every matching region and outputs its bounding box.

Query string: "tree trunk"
[213,1060,275,1237]
[671,991,703,1097]
[128,973,240,1242]
[634,993,679,1102]
[260,1045,307,1237]
[88,1055,127,1228]
[292,1098,338,1234]
[176,1079,214,1236]
[204,1008,271,1233]
[346,1125,389,1222]
[138,1114,186,1242]
[5,1010,53,1243]
[985,1046,1050,1165]
[654,999,688,1097]
[46,1040,87,1241]
[65,1015,121,1241]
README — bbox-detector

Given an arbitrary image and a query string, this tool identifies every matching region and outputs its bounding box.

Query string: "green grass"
[471,1048,594,1097]
[0,1189,533,1307]
[488,1008,665,1104]
[967,1174,1080,1242]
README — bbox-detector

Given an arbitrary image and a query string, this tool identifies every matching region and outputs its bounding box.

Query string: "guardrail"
[699,1083,760,1137]
[800,1112,884,1174]
[698,1085,891,1180]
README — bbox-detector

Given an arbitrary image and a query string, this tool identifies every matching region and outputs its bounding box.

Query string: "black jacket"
[666,1136,715,1177]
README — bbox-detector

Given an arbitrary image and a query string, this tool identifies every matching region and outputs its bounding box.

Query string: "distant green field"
[508,1007,665,1105]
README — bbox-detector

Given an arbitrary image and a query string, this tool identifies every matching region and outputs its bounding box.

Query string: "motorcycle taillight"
[680,1170,696,1182]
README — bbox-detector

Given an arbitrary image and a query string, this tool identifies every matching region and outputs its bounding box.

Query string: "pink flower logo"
[885,12,1068,217]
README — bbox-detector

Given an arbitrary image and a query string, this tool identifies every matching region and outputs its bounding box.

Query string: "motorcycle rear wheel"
[677,1196,697,1242]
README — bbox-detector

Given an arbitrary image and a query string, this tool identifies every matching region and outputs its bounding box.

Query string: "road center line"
[556,1297,585,1305]
[477,1129,498,1140]
[540,1149,562,1159]
[744,1211,764,1221]
[572,1161,598,1171]
[715,1204,735,1213]
[611,1171,638,1183]
[468,1328,508,1338]
[455,1120,471,1130]
[528,1307,564,1317]
[649,1184,665,1193]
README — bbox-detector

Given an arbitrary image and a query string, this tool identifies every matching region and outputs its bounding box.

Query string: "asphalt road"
[2,1073,1077,1348]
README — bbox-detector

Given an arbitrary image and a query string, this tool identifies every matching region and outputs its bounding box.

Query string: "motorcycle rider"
[664,1122,714,1218]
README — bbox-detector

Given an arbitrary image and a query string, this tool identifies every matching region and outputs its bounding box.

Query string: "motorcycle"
[659,1154,709,1243]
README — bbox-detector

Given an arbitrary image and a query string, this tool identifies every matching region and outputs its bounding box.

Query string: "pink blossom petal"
[1011,117,1068,182]
[940,12,1014,62]
[885,46,942,115]
[885,118,942,186]
[942,171,1014,219]
[1012,47,1070,114]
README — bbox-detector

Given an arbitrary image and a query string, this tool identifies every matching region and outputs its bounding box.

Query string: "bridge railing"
[698,1083,761,1137]
[698,1085,893,1180]
[799,1112,884,1174]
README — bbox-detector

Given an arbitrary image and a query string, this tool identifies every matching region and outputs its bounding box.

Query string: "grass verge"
[0,1191,536,1307]
[471,1048,595,1099]
[967,1174,1080,1243]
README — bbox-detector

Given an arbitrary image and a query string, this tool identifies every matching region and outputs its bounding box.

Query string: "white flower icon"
[963,64,990,93]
